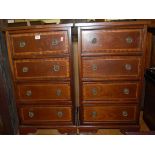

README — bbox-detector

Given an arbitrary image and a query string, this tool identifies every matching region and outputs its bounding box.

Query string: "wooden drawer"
[10,31,69,56]
[19,106,72,124]
[83,105,137,122]
[82,56,142,80]
[16,83,71,101]
[83,82,140,101]
[81,29,143,53]
[14,58,70,80]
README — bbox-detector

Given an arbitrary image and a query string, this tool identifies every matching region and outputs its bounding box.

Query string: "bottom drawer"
[83,105,137,122]
[19,106,72,124]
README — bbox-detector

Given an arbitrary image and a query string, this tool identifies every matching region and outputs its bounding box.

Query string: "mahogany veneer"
[76,22,148,133]
[6,24,76,134]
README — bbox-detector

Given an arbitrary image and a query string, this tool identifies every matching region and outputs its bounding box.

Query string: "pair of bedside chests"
[5,22,148,134]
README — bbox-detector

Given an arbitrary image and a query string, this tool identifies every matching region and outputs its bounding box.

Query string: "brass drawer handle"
[28,111,34,118]
[92,64,97,71]
[123,88,129,95]
[52,39,59,46]
[122,111,128,117]
[126,37,133,44]
[53,64,60,72]
[56,89,62,96]
[22,67,29,73]
[91,88,97,96]
[91,111,97,118]
[57,111,63,118]
[26,90,32,97]
[19,41,26,48]
[125,64,132,71]
[91,38,97,44]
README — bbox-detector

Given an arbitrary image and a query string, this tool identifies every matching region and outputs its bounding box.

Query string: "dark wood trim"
[19,125,77,135]
[68,26,76,125]
[78,125,140,134]
[75,21,150,27]
[3,23,73,31]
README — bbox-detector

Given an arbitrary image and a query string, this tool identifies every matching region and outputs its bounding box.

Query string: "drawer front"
[11,31,69,55]
[81,29,143,52]
[83,105,137,122]
[82,56,142,80]
[14,58,70,80]
[19,106,72,124]
[17,83,71,101]
[83,82,140,101]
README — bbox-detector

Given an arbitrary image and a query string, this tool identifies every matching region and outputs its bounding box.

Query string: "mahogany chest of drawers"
[76,22,148,132]
[5,22,149,134]
[5,24,76,134]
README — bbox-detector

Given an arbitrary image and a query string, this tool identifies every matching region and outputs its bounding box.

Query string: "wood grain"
[16,82,71,101]
[81,29,143,52]
[19,106,72,124]
[83,105,137,122]
[82,56,142,80]
[14,57,70,80]
[82,82,140,101]
[11,31,69,56]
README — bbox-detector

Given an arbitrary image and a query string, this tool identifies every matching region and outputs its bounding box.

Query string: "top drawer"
[10,31,69,57]
[81,29,143,53]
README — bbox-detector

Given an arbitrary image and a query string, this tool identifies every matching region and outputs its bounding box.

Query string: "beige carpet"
[35,111,149,135]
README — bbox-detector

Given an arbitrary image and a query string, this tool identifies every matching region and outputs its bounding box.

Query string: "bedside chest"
[76,22,148,133]
[5,24,76,134]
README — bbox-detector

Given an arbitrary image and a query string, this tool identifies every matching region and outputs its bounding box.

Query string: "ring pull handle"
[56,89,62,96]
[91,38,97,44]
[91,111,97,118]
[122,111,128,117]
[57,111,63,118]
[22,67,29,73]
[28,111,34,118]
[51,38,59,46]
[53,64,60,72]
[126,37,133,44]
[91,88,97,96]
[123,88,129,95]
[92,64,97,71]
[125,64,132,71]
[26,90,32,97]
[19,41,26,48]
